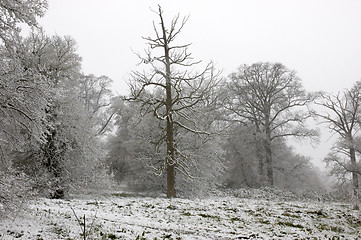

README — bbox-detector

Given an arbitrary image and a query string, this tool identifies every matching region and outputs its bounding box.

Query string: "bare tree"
[314,82,361,209]
[79,75,112,114]
[224,62,317,186]
[127,5,220,197]
[78,74,115,135]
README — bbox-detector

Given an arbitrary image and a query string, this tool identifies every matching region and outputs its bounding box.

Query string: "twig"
[70,206,85,237]
[70,205,98,240]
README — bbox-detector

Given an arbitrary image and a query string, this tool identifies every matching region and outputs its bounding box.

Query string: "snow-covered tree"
[223,62,318,186]
[0,0,48,214]
[2,29,113,199]
[78,74,114,135]
[0,0,47,45]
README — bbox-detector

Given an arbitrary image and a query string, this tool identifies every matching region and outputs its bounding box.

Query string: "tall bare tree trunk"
[256,141,265,184]
[161,12,176,198]
[166,115,176,198]
[264,108,273,186]
[265,133,273,186]
[254,125,265,184]
[165,77,176,197]
[350,146,359,209]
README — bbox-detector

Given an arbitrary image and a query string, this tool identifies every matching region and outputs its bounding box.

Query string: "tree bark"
[350,146,359,208]
[264,133,273,186]
[161,10,176,198]
[254,125,265,184]
[166,116,176,198]
[256,141,265,184]
[264,107,273,186]
[165,101,176,197]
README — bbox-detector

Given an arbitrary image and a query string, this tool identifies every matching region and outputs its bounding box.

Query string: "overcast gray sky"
[38,0,361,169]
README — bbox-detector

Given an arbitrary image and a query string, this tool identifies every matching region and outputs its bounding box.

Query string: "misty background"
[35,0,361,170]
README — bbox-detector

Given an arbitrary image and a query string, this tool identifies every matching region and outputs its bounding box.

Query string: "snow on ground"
[1,193,361,239]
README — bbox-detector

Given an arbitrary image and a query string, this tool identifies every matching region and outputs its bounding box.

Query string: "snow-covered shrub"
[231,186,337,202]
[0,165,35,217]
[232,187,298,201]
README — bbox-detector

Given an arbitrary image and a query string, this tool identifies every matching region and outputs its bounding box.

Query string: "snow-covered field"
[1,193,361,239]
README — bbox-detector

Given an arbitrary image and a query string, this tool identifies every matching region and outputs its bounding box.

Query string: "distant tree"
[314,82,361,209]
[224,123,322,192]
[127,5,220,197]
[78,74,114,135]
[224,62,317,186]
[107,100,166,192]
[224,125,260,188]
[272,141,323,192]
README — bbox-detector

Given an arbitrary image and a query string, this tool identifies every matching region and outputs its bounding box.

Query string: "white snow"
[1,193,360,239]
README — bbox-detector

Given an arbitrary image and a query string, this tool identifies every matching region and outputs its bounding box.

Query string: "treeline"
[107,6,361,209]
[0,1,113,213]
[1,2,360,214]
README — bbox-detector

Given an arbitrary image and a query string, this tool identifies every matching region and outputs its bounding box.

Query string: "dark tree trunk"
[166,113,176,198]
[256,141,264,182]
[265,137,273,186]
[254,125,265,185]
[264,109,273,186]
[161,12,176,198]
[350,146,359,209]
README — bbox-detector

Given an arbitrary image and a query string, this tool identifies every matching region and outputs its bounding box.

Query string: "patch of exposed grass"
[142,203,155,209]
[277,221,304,229]
[182,211,192,216]
[7,230,24,238]
[86,200,102,206]
[111,192,136,198]
[244,209,255,215]
[307,209,327,218]
[198,213,220,221]
[330,226,345,233]
[230,217,241,222]
[282,211,301,218]
[258,219,271,224]
[225,208,238,213]
[107,233,117,239]
[167,205,177,210]
[318,224,345,233]
[52,226,68,238]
